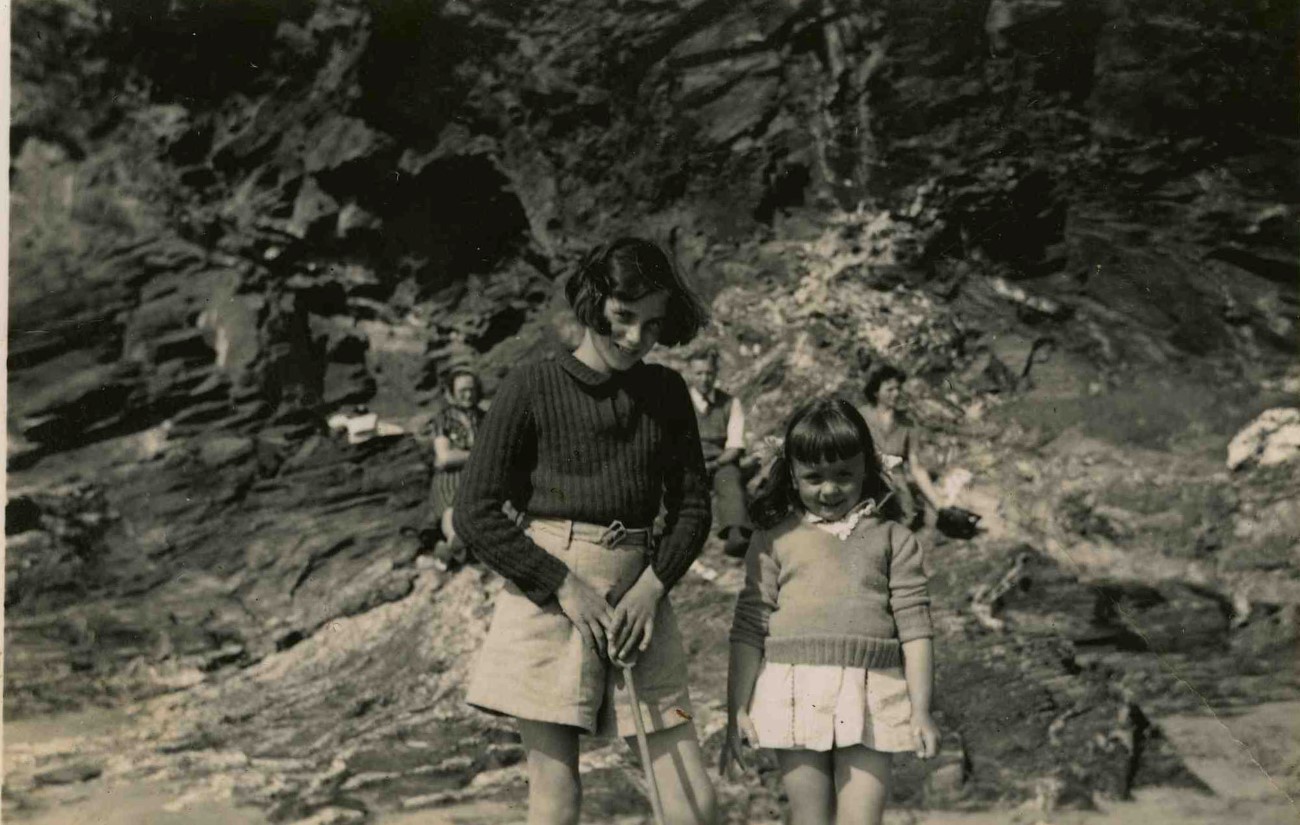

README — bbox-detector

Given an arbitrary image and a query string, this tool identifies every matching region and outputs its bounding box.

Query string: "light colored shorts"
[749,662,914,752]
[466,517,694,739]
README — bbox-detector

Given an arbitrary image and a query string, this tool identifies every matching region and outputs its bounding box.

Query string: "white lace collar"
[803,494,892,541]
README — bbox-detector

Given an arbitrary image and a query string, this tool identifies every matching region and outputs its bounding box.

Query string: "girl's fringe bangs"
[785,412,868,464]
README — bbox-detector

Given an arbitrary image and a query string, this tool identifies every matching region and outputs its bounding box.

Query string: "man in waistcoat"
[685,346,753,558]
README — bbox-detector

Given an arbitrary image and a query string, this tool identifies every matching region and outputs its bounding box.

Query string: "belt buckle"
[601,520,628,548]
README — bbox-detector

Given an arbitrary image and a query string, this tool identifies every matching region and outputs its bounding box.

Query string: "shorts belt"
[525,517,652,548]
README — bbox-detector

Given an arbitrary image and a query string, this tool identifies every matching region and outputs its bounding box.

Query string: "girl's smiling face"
[591,291,669,372]
[792,451,868,522]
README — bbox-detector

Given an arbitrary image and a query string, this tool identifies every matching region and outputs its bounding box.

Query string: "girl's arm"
[456,369,613,654]
[728,529,779,650]
[648,370,714,591]
[720,531,778,774]
[890,525,939,757]
[719,642,762,775]
[728,531,776,712]
[902,638,940,758]
[452,369,568,605]
[887,527,932,644]
[901,638,933,715]
[727,642,763,718]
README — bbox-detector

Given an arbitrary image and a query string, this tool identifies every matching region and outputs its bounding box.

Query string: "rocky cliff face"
[7,1,1298,822]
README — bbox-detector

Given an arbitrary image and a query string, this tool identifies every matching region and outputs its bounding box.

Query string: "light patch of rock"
[1228,408,1300,471]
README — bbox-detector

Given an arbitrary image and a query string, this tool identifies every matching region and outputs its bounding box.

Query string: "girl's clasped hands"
[555,567,665,664]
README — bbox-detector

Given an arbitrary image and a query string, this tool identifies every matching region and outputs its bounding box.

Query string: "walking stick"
[621,660,667,825]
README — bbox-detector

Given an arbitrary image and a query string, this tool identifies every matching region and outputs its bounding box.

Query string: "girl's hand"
[718,711,759,778]
[609,569,665,664]
[911,711,941,759]
[556,574,613,660]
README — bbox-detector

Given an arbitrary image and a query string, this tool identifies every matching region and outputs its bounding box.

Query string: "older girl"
[455,238,717,825]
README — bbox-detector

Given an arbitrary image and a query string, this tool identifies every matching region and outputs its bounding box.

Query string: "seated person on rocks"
[858,364,944,531]
[426,366,487,569]
[685,346,753,558]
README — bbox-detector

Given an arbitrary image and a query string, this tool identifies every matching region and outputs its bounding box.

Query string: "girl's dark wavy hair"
[564,237,707,347]
[749,396,900,529]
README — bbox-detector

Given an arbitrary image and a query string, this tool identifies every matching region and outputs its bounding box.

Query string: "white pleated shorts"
[748,661,914,752]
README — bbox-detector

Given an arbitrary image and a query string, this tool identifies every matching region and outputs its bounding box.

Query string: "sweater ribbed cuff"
[520,559,570,606]
[894,604,934,643]
[764,635,902,669]
[652,553,690,595]
[653,517,711,594]
[729,627,768,652]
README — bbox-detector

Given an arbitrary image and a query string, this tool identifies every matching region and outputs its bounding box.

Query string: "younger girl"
[720,397,939,825]
[455,237,717,825]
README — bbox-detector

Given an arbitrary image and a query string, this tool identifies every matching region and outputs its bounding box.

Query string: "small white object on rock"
[345,413,379,444]
[1227,408,1300,471]
[691,561,720,582]
[327,411,394,444]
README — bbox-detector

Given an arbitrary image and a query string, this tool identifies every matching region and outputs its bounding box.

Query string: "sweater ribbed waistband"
[764,635,902,669]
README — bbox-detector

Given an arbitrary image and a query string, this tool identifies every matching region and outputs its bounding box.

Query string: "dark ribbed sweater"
[453,349,712,605]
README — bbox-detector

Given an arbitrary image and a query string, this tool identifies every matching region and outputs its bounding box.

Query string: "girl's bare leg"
[776,749,836,825]
[832,745,892,825]
[518,720,582,825]
[624,723,717,825]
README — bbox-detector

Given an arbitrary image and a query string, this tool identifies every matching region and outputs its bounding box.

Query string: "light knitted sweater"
[730,512,933,669]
